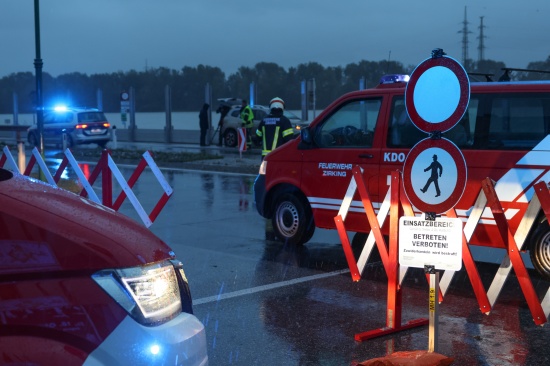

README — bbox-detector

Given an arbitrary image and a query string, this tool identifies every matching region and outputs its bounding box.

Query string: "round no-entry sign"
[405,55,470,133]
[402,138,467,214]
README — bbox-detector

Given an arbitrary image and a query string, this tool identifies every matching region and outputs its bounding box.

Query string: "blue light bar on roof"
[53,105,68,112]
[379,74,410,84]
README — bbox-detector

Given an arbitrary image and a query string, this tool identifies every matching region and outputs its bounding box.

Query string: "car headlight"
[93,260,190,326]
[259,160,267,175]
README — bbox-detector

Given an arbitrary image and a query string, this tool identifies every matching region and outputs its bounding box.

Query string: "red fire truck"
[0,168,208,365]
[254,75,550,279]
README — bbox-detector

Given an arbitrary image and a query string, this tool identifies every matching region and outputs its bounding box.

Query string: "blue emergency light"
[53,105,68,112]
[379,74,410,84]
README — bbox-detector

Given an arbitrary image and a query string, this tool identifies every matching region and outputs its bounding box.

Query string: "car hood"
[0,169,173,274]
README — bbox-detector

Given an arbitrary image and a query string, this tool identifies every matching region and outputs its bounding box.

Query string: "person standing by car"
[240,99,254,149]
[215,104,230,146]
[199,103,209,146]
[256,97,294,160]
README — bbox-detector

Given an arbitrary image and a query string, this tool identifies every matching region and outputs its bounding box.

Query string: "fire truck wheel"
[272,193,314,245]
[530,220,550,280]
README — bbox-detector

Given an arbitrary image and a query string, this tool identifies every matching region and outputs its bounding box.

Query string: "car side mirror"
[301,127,312,145]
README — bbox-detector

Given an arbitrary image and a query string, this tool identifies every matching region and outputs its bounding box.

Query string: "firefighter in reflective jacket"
[240,99,255,148]
[256,97,294,160]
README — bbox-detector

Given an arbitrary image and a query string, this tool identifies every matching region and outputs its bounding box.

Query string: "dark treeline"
[1,57,549,114]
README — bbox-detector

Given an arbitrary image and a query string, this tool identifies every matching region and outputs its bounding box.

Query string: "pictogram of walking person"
[420,154,443,197]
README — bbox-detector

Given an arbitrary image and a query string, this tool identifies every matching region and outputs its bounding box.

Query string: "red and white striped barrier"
[0,147,172,227]
[335,166,550,343]
[237,127,247,158]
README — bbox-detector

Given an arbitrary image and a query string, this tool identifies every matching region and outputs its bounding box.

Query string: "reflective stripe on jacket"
[256,114,293,156]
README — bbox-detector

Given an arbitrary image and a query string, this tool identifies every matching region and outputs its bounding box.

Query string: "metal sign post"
[164,85,172,144]
[300,80,308,121]
[120,90,129,128]
[129,87,136,141]
[401,48,470,354]
[426,265,439,353]
[308,78,316,119]
[33,0,45,181]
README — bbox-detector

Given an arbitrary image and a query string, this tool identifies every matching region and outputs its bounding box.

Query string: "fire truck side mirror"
[301,127,312,145]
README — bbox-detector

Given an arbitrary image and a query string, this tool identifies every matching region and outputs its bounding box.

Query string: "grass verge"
[54,147,223,163]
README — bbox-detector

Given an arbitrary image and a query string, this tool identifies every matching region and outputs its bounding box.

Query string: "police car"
[0,168,208,365]
[254,74,550,279]
[27,106,112,148]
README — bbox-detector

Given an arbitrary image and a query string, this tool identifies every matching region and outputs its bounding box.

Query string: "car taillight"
[76,124,88,129]
[103,122,110,128]
[92,260,186,326]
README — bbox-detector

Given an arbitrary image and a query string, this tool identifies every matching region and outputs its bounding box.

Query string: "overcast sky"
[2,1,549,78]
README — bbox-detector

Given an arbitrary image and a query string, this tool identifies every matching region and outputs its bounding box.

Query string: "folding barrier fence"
[0,146,172,227]
[335,166,550,342]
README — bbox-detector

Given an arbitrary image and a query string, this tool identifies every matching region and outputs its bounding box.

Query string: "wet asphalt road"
[98,163,550,366]
[20,139,550,366]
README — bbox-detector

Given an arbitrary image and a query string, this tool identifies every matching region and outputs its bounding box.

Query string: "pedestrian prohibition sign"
[403,138,467,214]
[402,50,470,214]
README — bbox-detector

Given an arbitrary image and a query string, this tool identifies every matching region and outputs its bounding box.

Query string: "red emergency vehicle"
[254,75,550,279]
[0,168,208,365]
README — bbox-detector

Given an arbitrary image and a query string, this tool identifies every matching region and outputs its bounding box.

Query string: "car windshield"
[78,112,107,123]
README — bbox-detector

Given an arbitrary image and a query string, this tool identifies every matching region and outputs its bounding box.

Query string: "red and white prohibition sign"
[405,54,470,134]
[402,138,467,214]
[403,52,470,213]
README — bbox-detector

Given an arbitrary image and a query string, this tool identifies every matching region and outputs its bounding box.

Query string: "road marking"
[193,269,350,305]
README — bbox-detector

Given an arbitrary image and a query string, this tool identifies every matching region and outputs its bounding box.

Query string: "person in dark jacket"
[199,103,210,146]
[255,97,294,160]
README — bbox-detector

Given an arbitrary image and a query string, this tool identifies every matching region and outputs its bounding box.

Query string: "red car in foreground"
[0,168,208,365]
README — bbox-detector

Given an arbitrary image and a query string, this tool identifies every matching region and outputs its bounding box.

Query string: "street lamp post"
[34,0,44,154]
